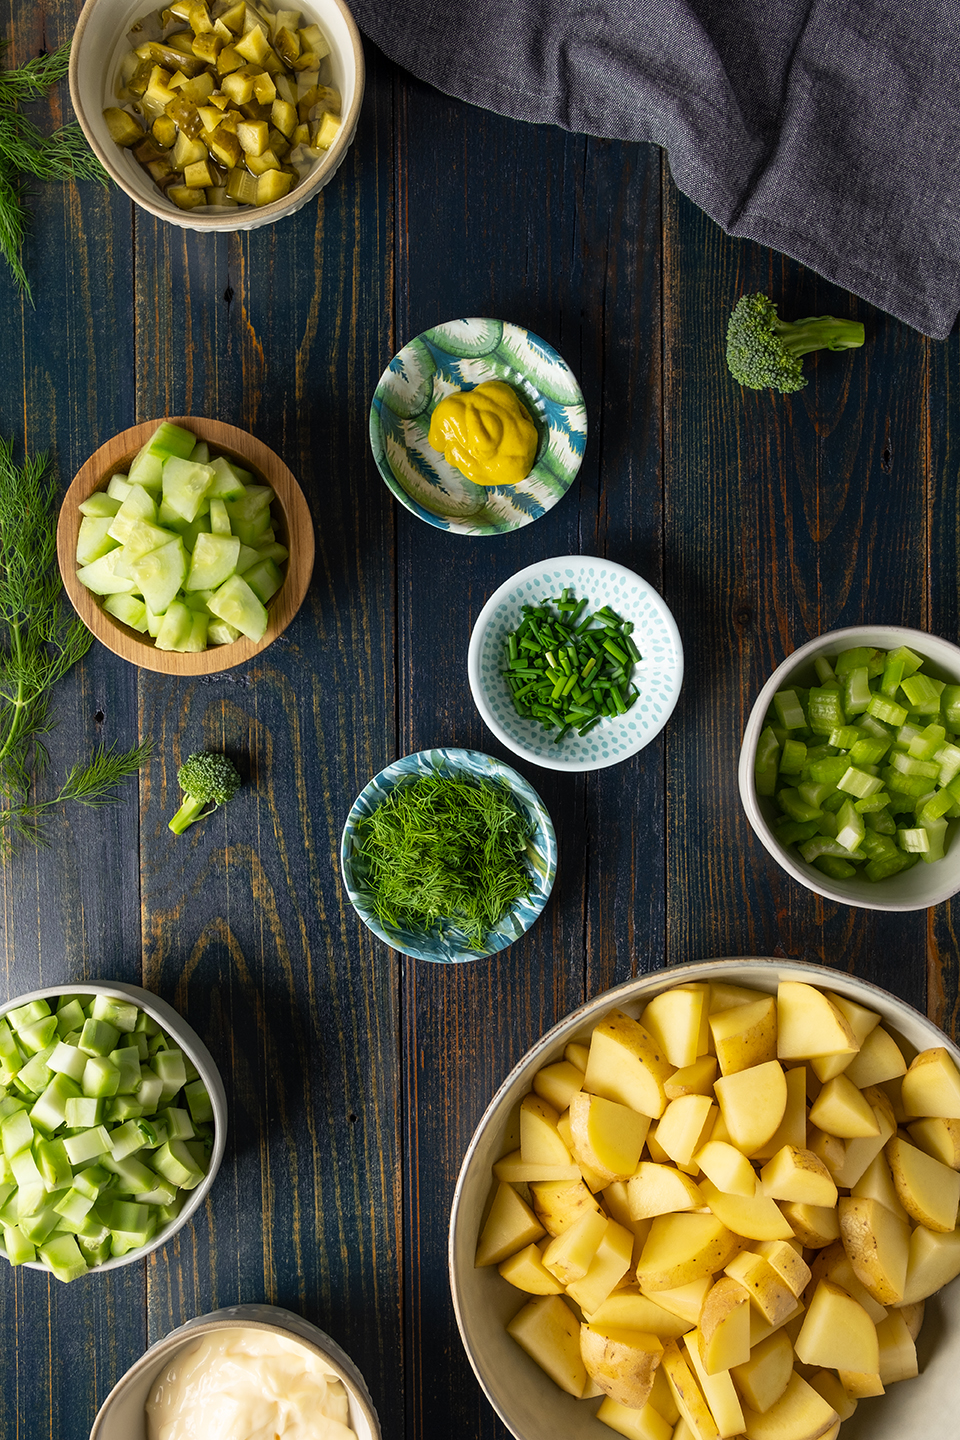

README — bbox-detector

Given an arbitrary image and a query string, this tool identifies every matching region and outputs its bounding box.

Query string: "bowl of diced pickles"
[57,416,315,673]
[0,981,227,1281]
[69,0,364,229]
[739,626,960,910]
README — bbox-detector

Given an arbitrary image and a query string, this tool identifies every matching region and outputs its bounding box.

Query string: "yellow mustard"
[427,380,538,487]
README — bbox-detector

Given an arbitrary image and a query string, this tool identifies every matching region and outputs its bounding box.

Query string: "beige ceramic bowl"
[89,1303,382,1440]
[57,417,315,674]
[0,981,227,1277]
[738,626,960,910]
[449,956,960,1440]
[69,0,364,231]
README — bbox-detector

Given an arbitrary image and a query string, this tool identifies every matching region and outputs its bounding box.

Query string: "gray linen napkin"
[349,0,960,338]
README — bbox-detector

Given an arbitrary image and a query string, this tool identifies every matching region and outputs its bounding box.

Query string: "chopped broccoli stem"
[169,794,214,834]
[726,293,865,393]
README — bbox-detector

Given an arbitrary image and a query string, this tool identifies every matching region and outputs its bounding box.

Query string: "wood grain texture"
[57,416,315,673]
[1,6,959,1440]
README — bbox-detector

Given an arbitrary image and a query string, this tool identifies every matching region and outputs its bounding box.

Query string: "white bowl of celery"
[739,626,960,910]
[0,982,226,1280]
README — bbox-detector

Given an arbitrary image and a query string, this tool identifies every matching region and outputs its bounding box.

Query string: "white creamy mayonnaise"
[145,1326,359,1440]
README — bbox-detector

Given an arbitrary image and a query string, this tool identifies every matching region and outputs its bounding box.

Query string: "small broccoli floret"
[168,752,242,834]
[726,294,865,393]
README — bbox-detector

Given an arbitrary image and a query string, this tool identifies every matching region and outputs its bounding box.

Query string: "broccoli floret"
[726,294,865,393]
[168,752,242,834]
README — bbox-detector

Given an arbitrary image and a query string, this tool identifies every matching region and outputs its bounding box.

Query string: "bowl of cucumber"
[0,981,227,1281]
[739,625,960,910]
[57,417,314,674]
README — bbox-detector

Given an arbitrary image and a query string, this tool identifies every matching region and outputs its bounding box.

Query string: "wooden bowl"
[57,418,314,674]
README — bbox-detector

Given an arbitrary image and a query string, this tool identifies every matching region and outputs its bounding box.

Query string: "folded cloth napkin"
[349,0,960,338]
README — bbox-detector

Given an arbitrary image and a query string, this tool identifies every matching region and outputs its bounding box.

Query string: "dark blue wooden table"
[1,4,958,1437]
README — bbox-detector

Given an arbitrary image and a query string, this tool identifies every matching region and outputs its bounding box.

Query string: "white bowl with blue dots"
[467,556,683,772]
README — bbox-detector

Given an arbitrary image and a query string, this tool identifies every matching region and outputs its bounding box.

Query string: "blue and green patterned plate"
[340,748,557,962]
[468,557,684,772]
[369,318,587,535]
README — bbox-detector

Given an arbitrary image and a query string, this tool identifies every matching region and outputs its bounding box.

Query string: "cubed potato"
[597,1396,674,1440]
[585,1010,674,1120]
[901,1046,960,1119]
[805,1370,857,1423]
[751,1066,809,1161]
[875,1308,918,1384]
[700,1178,795,1242]
[759,1147,837,1208]
[580,1323,664,1410]
[724,1251,797,1326]
[585,1287,694,1340]
[900,1221,960,1304]
[655,1095,716,1168]
[697,1276,751,1374]
[530,1177,601,1236]
[498,1241,564,1294]
[506,1294,586,1397]
[805,1241,887,1324]
[829,1086,896,1189]
[907,1115,960,1169]
[629,1164,705,1220]
[635,1213,740,1293]
[694,1140,757,1199]
[794,1278,879,1374]
[683,1331,745,1438]
[776,982,859,1061]
[660,1340,720,1440]
[666,1057,719,1100]
[644,1277,713,1326]
[886,1135,960,1232]
[843,1026,906,1089]
[778,1201,839,1249]
[730,1328,794,1414]
[641,986,710,1069]
[493,1149,581,1184]
[475,1181,545,1266]
[542,1208,609,1284]
[837,1369,884,1399]
[519,1093,573,1166]
[569,1090,650,1184]
[808,1075,880,1139]
[838,1195,909,1304]
[567,1219,636,1314]
[752,1239,811,1298]
[709,997,778,1077]
[741,1371,839,1440]
[714,1061,787,1155]
[532,1059,584,1113]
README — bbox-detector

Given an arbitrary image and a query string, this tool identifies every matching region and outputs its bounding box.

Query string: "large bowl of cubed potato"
[449,958,960,1440]
[69,0,364,230]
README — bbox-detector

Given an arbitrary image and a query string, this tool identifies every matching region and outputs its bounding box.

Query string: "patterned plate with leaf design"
[468,557,684,771]
[369,319,587,535]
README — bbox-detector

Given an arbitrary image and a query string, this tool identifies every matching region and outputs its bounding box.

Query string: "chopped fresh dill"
[0,436,149,849]
[356,772,534,949]
[0,39,109,300]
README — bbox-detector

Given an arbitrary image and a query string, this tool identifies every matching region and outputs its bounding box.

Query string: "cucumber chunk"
[207,574,268,641]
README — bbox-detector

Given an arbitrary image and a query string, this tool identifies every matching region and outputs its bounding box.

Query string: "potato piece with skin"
[530,1177,600,1236]
[776,982,859,1061]
[811,993,880,1081]
[805,1370,857,1423]
[794,1278,879,1374]
[730,1328,794,1415]
[806,1126,846,1180]
[724,1251,798,1325]
[660,1340,720,1440]
[641,986,711,1069]
[886,1134,960,1232]
[498,1241,564,1294]
[751,1066,809,1162]
[709,997,778,1076]
[843,1025,907,1089]
[759,1146,837,1208]
[695,1140,758,1198]
[748,1298,804,1349]
[714,1060,787,1155]
[901,1222,960,1304]
[597,1396,674,1440]
[655,1095,716,1167]
[580,1324,664,1410]
[583,1011,673,1120]
[837,1369,884,1399]
[808,1074,879,1139]
[666,1057,719,1100]
[778,1200,839,1249]
[636,1212,740,1293]
[697,1276,752,1374]
[532,1059,584,1113]
[753,1239,811,1298]
[700,1178,795,1242]
[805,1241,888,1324]
[901,1045,960,1119]
[907,1115,960,1169]
[586,1286,694,1340]
[838,1194,909,1304]
[741,1371,839,1440]
[683,1331,745,1438]
[569,1090,651,1184]
[520,1093,574,1166]
[542,1208,608,1284]
[629,1163,706,1220]
[475,1181,545,1266]
[506,1294,586,1397]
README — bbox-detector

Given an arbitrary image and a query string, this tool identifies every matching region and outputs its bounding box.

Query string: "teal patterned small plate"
[340,748,557,962]
[468,557,684,772]
[368,318,587,535]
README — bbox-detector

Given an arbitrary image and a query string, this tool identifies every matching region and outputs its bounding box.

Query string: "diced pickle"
[103,106,145,147]
[168,184,207,210]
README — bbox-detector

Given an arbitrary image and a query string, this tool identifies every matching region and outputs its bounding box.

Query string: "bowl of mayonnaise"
[89,1303,381,1440]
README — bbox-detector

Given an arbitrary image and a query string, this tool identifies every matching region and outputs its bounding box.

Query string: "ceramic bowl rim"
[467,554,684,772]
[738,625,960,910]
[0,980,227,1276]
[340,747,557,962]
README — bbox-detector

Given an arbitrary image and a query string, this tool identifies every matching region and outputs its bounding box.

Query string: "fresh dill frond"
[0,38,109,301]
[0,437,148,850]
[356,772,533,949]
